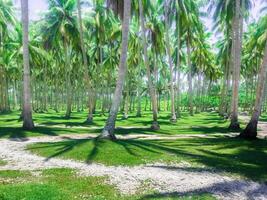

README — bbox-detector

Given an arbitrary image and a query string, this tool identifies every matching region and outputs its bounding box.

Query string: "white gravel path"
[0,135,266,200]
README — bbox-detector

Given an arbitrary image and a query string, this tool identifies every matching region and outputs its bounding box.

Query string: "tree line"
[0,0,266,140]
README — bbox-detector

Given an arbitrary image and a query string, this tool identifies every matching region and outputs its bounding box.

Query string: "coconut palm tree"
[210,0,252,129]
[41,0,80,119]
[184,0,202,116]
[101,0,131,140]
[240,41,267,139]
[164,0,177,122]
[229,0,242,130]
[77,0,93,123]
[240,15,267,139]
[138,0,160,130]
[20,0,34,129]
[0,0,15,113]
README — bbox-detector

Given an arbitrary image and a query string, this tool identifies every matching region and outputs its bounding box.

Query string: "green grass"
[0,110,238,139]
[0,170,31,179]
[1,111,265,198]
[28,137,267,182]
[0,160,6,166]
[0,168,214,200]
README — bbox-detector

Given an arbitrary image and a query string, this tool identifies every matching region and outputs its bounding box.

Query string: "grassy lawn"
[2,110,266,199]
[0,168,214,200]
[28,137,267,182]
[0,111,239,139]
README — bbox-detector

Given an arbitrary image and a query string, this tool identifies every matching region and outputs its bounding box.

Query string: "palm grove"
[0,0,267,140]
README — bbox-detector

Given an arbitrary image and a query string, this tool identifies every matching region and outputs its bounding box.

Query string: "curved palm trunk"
[101,0,131,140]
[139,0,159,130]
[21,0,34,129]
[186,32,193,116]
[229,0,243,130]
[165,2,176,122]
[240,42,267,139]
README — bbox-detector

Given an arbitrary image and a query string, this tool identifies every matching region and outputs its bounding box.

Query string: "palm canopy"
[41,0,80,49]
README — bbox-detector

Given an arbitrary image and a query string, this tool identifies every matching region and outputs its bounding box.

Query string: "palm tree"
[101,0,131,140]
[210,0,252,126]
[182,0,203,116]
[240,14,267,139]
[175,0,182,118]
[21,0,34,129]
[186,31,194,116]
[76,0,92,123]
[0,0,15,113]
[139,0,160,130]
[229,0,242,130]
[42,0,79,119]
[240,41,267,139]
[164,0,177,122]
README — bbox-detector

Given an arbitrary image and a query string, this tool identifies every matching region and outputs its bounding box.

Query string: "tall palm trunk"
[123,85,129,119]
[136,87,142,117]
[219,65,228,115]
[164,1,176,122]
[21,0,34,129]
[101,0,131,140]
[77,0,93,123]
[175,1,181,118]
[136,56,142,117]
[64,44,72,119]
[229,0,243,130]
[186,32,193,116]
[139,0,159,130]
[240,42,267,139]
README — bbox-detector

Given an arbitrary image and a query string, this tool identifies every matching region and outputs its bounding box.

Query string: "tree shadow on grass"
[39,121,99,127]
[113,126,230,136]
[36,115,82,120]
[114,127,154,135]
[0,126,59,140]
[187,126,230,134]
[139,180,267,199]
[30,136,267,181]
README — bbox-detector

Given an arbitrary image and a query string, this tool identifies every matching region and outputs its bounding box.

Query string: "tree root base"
[23,121,35,130]
[228,121,240,131]
[84,117,93,124]
[100,130,117,141]
[170,118,177,123]
[239,121,257,140]
[136,113,142,117]
[151,121,160,130]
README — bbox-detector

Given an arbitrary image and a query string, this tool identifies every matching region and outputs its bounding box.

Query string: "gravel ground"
[0,135,266,200]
